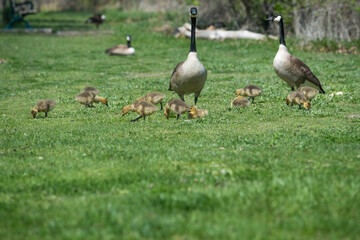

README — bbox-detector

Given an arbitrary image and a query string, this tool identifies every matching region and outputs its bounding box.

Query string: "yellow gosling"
[75,91,96,107]
[188,105,208,119]
[164,99,190,120]
[93,96,109,106]
[136,92,165,110]
[231,96,250,108]
[31,99,56,118]
[297,87,319,101]
[286,91,311,110]
[235,85,263,103]
[122,100,158,122]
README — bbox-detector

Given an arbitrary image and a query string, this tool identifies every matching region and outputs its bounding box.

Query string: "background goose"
[169,7,207,105]
[105,35,135,56]
[85,14,105,29]
[267,14,325,94]
[31,99,56,118]
[235,85,263,103]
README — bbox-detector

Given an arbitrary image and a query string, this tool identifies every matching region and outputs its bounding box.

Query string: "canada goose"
[235,85,263,103]
[188,105,208,119]
[82,87,99,96]
[286,91,311,110]
[75,91,96,107]
[164,99,190,120]
[169,7,207,105]
[105,35,135,56]
[136,92,165,110]
[266,14,325,94]
[85,14,105,29]
[297,87,319,101]
[231,96,250,108]
[122,100,158,122]
[31,99,56,118]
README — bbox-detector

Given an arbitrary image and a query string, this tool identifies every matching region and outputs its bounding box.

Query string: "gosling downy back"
[297,87,319,101]
[31,99,56,118]
[82,87,99,96]
[169,7,207,105]
[123,100,158,122]
[267,14,325,94]
[188,105,208,119]
[231,96,250,108]
[75,91,96,107]
[105,35,135,56]
[164,99,190,120]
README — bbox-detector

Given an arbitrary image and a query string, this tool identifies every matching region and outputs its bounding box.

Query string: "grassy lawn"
[1,10,360,240]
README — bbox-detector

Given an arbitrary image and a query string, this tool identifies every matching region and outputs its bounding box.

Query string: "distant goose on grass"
[164,99,190,120]
[235,85,263,103]
[122,100,158,122]
[136,92,166,110]
[105,35,135,56]
[82,87,108,107]
[31,99,56,118]
[169,7,207,105]
[86,14,106,29]
[266,14,325,94]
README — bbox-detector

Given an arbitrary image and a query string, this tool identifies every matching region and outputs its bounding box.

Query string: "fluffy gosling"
[31,99,56,118]
[164,99,190,120]
[82,87,108,106]
[231,96,250,108]
[297,87,319,102]
[75,91,96,107]
[188,105,208,119]
[235,85,263,103]
[286,91,311,110]
[122,100,158,122]
[136,92,165,110]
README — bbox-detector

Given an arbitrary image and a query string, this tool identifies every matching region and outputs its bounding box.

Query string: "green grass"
[1,10,360,240]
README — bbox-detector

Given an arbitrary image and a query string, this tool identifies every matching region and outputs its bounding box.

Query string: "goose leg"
[194,96,198,105]
[180,97,185,102]
[143,116,146,121]
[45,112,48,118]
[177,114,180,120]
[291,87,295,91]
[131,116,142,122]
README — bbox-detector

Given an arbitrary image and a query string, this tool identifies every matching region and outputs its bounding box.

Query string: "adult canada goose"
[266,14,325,94]
[105,35,135,56]
[31,99,56,118]
[122,100,158,122]
[286,91,311,110]
[169,7,207,105]
[85,14,106,29]
[235,85,263,103]
[136,92,165,110]
[297,87,319,101]
[164,99,190,120]
[188,105,208,119]
[231,96,250,108]
[75,91,96,107]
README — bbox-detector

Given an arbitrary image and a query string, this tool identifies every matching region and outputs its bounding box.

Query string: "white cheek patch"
[274,15,282,22]
[126,36,131,41]
[101,15,106,20]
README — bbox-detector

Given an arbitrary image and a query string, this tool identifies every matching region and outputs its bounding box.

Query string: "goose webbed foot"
[131,116,142,122]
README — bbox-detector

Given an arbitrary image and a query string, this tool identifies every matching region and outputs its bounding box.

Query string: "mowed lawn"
[0,10,360,240]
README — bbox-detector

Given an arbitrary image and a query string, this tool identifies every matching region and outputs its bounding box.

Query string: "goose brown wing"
[169,61,184,90]
[290,55,325,93]
[105,44,127,54]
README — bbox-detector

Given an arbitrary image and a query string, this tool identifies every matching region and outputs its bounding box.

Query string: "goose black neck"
[278,18,286,46]
[190,17,197,52]
[127,40,131,48]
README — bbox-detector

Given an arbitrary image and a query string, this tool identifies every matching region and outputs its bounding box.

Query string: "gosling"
[31,99,56,118]
[297,87,319,102]
[93,96,109,106]
[136,92,165,110]
[231,96,250,108]
[164,99,190,120]
[75,91,96,107]
[82,87,108,106]
[82,86,99,95]
[235,85,263,103]
[122,100,158,122]
[188,105,208,119]
[286,91,311,110]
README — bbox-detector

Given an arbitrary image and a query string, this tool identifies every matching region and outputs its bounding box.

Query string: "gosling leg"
[291,87,295,91]
[131,116,142,122]
[45,112,48,118]
[160,102,163,110]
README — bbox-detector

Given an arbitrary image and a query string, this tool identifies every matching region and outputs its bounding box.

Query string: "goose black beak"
[266,16,273,21]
